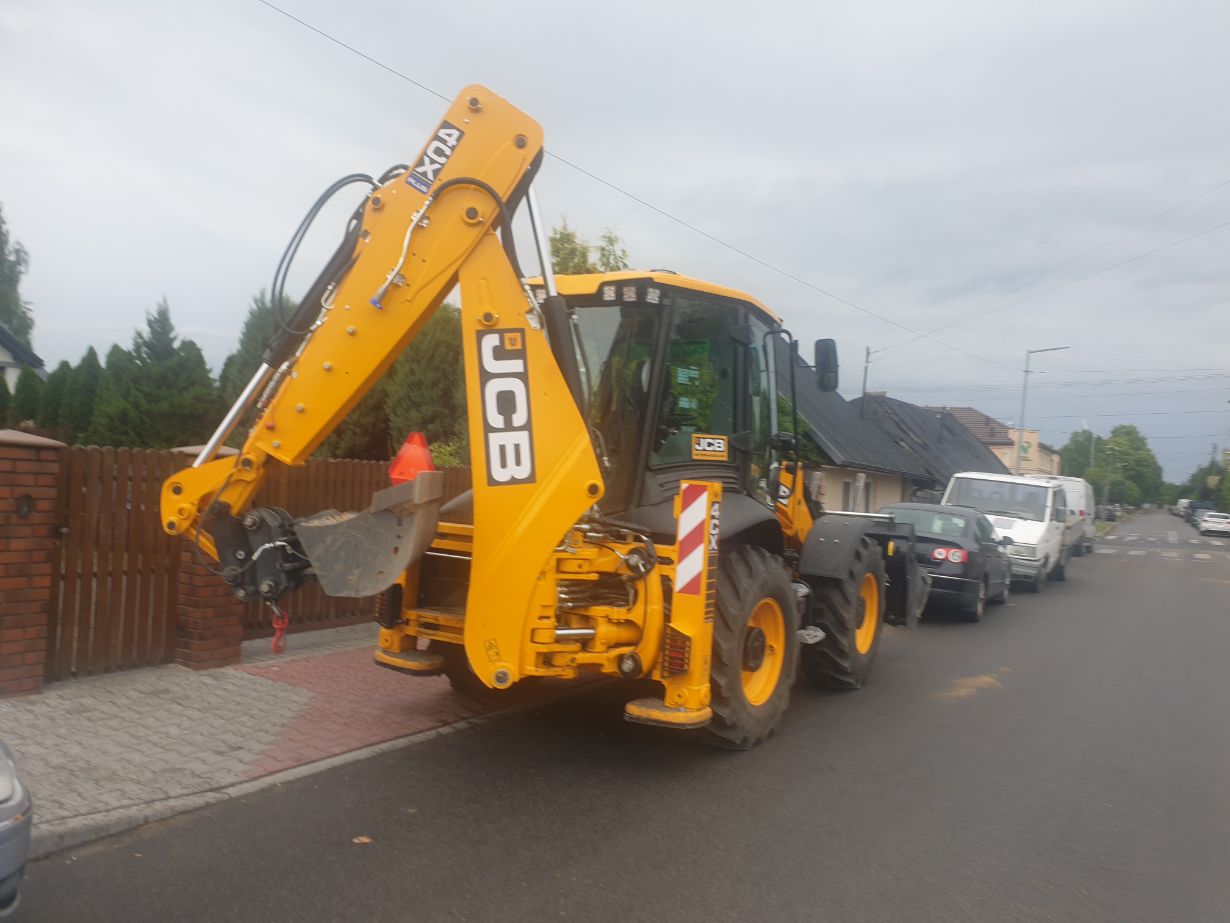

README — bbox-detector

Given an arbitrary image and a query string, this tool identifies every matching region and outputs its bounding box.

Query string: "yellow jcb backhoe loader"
[162,85,926,748]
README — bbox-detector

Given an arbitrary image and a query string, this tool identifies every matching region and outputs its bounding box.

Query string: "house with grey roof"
[0,323,45,390]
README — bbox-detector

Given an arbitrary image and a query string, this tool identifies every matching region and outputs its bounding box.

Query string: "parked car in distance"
[1186,500,1215,524]
[1030,475,1095,556]
[879,502,1013,622]
[1176,498,1191,517]
[941,471,1074,593]
[0,742,31,917]
[1198,512,1230,536]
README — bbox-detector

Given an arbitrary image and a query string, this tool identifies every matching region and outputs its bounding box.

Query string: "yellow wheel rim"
[855,572,879,655]
[741,598,786,707]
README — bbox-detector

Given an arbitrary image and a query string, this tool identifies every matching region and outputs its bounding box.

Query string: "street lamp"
[1014,346,1070,475]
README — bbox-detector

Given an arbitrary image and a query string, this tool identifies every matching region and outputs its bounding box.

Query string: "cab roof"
[529,270,781,324]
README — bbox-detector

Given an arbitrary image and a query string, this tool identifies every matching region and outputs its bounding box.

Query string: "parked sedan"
[1198,511,1230,536]
[0,742,30,917]
[879,502,1013,622]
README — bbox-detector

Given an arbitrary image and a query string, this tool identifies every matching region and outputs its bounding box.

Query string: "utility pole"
[860,346,871,419]
[1014,346,1070,475]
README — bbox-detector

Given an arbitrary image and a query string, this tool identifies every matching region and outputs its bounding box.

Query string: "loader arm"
[161,86,601,618]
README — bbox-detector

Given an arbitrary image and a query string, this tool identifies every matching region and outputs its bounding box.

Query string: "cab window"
[650,297,737,466]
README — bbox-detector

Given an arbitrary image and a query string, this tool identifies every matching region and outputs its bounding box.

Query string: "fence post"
[0,430,65,697]
[175,545,246,669]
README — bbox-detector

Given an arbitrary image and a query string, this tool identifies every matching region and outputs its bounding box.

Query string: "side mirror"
[814,338,839,392]
[1000,536,1015,546]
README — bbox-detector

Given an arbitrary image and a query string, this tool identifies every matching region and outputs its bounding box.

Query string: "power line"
[878,217,1230,356]
[1028,409,1230,420]
[250,0,1016,371]
[881,371,1230,393]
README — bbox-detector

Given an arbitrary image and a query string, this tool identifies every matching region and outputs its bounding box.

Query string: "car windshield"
[884,507,968,539]
[947,478,1050,522]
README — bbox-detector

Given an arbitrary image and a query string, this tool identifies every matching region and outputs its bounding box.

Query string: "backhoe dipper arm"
[160,85,544,572]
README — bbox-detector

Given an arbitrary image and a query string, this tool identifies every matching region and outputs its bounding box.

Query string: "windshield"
[884,507,968,539]
[947,478,1051,522]
[572,302,660,510]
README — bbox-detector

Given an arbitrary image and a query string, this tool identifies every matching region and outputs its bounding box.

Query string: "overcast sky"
[2,0,1228,479]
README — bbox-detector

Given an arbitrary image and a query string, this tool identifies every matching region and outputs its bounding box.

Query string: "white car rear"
[1198,512,1230,535]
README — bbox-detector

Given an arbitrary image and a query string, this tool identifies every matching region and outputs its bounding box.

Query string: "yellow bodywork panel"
[456,234,604,688]
[162,84,543,542]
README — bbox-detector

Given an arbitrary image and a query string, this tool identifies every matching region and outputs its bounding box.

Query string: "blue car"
[0,742,31,917]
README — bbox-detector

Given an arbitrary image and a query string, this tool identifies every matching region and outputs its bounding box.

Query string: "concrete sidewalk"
[0,624,500,858]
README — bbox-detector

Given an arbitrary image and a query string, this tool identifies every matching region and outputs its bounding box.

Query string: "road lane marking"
[1128,550,1147,556]
[1194,553,1212,560]
[1103,534,1118,541]
[1168,530,1178,543]
[1095,548,1117,554]
[1189,539,1202,544]
[934,673,1004,701]
[1123,535,1138,542]
[1210,540,1225,546]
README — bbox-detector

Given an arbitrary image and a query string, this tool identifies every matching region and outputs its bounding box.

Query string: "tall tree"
[548,220,632,275]
[88,304,221,448]
[61,346,102,442]
[11,366,44,426]
[0,204,33,348]
[218,291,286,402]
[37,360,72,434]
[1059,429,1103,479]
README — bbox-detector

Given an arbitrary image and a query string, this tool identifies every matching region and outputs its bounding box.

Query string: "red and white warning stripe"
[674,483,710,596]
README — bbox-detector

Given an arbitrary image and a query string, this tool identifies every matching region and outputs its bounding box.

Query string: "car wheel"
[992,572,1010,604]
[965,580,987,623]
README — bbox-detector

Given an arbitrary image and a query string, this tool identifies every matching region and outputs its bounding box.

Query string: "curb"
[29,679,604,861]
[31,706,505,860]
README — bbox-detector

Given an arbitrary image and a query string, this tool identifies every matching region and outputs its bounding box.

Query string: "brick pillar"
[0,430,65,696]
[175,545,246,669]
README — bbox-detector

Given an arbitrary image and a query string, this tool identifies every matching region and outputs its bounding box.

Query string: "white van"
[1031,475,1095,555]
[941,471,1074,592]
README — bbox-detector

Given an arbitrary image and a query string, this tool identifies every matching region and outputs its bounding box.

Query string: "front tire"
[705,546,799,750]
[802,537,887,690]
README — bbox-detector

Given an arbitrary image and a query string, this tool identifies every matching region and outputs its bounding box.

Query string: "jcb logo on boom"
[477,330,536,486]
[406,121,465,194]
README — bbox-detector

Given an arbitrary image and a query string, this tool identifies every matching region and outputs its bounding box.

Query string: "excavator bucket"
[294,471,444,598]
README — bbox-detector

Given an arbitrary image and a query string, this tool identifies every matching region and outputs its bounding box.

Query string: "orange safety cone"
[389,432,436,485]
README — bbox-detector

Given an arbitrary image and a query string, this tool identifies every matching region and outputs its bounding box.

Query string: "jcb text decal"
[477,329,536,486]
[406,121,465,194]
[691,433,729,462]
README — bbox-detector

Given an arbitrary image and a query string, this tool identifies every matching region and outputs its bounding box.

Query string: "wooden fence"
[44,446,471,680]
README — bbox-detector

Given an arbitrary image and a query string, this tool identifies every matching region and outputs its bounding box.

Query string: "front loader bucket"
[294,471,444,598]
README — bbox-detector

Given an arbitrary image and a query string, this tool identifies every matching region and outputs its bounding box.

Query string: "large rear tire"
[802,537,887,690]
[705,545,799,750]
[426,640,498,699]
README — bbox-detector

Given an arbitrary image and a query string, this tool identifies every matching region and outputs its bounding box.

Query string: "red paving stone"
[236,647,491,779]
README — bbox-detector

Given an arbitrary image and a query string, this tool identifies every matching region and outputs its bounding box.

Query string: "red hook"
[270,603,290,654]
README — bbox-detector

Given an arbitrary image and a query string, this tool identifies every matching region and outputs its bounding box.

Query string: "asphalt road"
[20,511,1230,922]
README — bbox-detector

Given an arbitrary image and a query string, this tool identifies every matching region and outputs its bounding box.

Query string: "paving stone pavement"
[0,623,492,846]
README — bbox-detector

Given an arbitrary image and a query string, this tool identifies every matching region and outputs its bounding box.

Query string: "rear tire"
[965,580,987,623]
[1050,556,1067,582]
[705,546,799,750]
[427,640,499,699]
[802,537,887,690]
[1025,571,1045,593]
[991,574,1010,604]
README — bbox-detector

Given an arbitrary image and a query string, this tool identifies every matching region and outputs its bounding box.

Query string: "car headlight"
[1010,544,1037,557]
[0,744,19,805]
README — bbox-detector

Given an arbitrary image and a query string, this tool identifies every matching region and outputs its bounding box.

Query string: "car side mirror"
[1000,536,1015,545]
[814,338,838,392]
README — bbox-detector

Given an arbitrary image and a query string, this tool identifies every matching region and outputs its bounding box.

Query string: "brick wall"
[175,546,246,670]
[0,431,65,695]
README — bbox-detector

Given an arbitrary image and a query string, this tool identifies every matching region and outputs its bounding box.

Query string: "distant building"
[923,406,1060,476]
[0,323,45,390]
